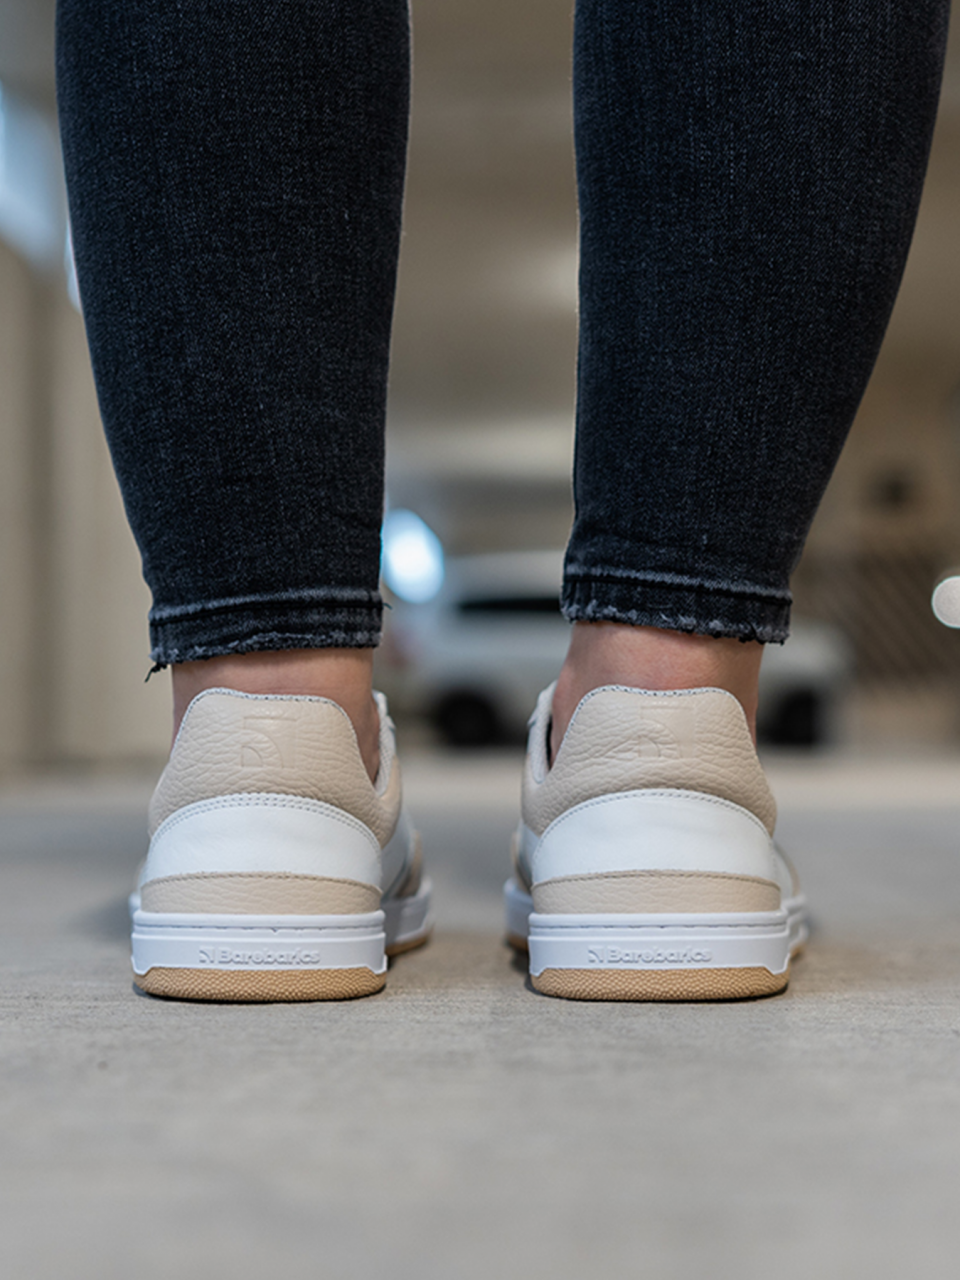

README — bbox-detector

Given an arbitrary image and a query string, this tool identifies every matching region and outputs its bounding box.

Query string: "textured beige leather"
[525,688,776,835]
[532,869,780,914]
[140,872,380,915]
[149,691,399,845]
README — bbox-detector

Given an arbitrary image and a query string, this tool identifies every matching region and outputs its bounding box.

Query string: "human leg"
[57,0,429,999]
[513,0,949,999]
[563,0,949,656]
[56,0,408,774]
[552,624,764,752]
[549,0,950,754]
[553,0,950,752]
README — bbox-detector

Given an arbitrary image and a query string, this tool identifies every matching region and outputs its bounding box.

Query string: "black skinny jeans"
[56,1,948,663]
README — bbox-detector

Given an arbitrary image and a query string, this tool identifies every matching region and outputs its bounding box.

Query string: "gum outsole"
[134,966,386,1002]
[133,930,431,1002]
[531,964,790,1001]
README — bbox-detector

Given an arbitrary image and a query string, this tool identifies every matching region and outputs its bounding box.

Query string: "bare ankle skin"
[171,649,380,782]
[550,622,763,760]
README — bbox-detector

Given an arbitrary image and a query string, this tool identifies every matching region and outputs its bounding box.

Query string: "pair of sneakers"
[130,682,806,1001]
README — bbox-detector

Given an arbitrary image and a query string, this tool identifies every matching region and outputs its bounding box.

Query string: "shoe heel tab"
[167,687,396,795]
[537,684,742,777]
[525,682,775,836]
[171,687,360,759]
[564,684,751,745]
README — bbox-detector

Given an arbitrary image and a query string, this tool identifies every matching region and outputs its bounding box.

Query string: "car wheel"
[762,689,823,748]
[434,692,500,747]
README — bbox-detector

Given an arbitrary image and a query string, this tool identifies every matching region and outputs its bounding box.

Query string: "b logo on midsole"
[586,946,712,966]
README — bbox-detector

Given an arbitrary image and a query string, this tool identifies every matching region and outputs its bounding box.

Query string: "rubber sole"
[131,880,432,1002]
[531,964,790,1001]
[504,877,806,1002]
[134,964,386,1002]
[134,932,433,1002]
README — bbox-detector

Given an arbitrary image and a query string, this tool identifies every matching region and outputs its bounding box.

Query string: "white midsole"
[504,878,807,976]
[384,878,434,948]
[504,877,534,943]
[131,878,433,975]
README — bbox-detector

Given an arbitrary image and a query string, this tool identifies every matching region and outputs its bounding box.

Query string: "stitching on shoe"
[143,871,375,889]
[534,869,777,889]
[579,686,731,704]
[541,789,771,840]
[153,793,379,845]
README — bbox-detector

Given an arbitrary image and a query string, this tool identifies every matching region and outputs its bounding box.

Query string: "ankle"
[551,623,762,759]
[171,648,380,782]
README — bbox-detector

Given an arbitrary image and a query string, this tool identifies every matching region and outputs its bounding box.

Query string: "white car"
[377,550,850,748]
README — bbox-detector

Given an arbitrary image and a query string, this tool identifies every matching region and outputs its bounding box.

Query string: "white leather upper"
[145,794,382,886]
[381,810,418,897]
[527,790,779,887]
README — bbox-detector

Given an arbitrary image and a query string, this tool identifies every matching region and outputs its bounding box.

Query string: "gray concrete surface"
[1,752,960,1280]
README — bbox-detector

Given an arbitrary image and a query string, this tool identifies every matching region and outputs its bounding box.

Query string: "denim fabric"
[57,0,409,662]
[57,1,947,659]
[565,0,949,641]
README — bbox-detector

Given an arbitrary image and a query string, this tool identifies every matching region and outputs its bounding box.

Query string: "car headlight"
[382,509,445,604]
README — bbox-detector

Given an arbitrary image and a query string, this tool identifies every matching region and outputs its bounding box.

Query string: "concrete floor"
[1,750,959,1280]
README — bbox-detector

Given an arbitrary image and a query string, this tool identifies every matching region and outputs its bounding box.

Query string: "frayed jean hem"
[148,590,383,665]
[562,573,791,644]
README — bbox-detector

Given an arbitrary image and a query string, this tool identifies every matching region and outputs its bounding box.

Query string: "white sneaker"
[504,684,807,1000]
[131,689,431,1001]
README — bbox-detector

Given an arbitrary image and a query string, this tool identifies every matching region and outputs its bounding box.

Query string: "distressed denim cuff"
[148,589,383,665]
[562,571,791,644]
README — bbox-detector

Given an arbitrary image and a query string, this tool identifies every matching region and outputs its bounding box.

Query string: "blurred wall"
[1,0,960,773]
[0,238,170,773]
[793,17,960,743]
[0,238,40,773]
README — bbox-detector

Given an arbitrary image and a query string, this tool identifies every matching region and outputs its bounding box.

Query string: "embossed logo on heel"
[240,715,298,769]
[633,705,696,760]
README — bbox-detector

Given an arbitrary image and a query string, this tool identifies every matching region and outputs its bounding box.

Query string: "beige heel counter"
[525,688,776,835]
[149,691,400,843]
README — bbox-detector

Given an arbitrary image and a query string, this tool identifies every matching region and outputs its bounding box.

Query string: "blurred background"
[2,0,960,774]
